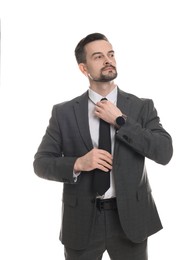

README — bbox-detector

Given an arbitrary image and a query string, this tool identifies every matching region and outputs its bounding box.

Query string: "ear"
[78,63,88,77]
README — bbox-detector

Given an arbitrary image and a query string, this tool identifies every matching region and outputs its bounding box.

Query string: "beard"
[92,66,118,82]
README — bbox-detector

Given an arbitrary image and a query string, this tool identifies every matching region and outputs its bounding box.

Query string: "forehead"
[85,40,113,56]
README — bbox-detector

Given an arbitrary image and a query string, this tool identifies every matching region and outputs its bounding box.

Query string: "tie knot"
[101,98,107,101]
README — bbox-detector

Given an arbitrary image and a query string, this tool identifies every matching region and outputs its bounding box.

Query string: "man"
[33,33,173,260]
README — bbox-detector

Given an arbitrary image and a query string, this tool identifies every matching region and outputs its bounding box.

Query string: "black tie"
[93,98,111,196]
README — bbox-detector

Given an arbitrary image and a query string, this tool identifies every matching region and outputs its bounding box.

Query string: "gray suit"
[33,88,173,250]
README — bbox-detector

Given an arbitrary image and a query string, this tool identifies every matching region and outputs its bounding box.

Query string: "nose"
[104,56,112,66]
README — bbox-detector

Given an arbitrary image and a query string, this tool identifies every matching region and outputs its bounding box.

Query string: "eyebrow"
[91,50,114,57]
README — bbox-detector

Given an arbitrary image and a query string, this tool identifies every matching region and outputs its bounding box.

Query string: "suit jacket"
[33,88,173,250]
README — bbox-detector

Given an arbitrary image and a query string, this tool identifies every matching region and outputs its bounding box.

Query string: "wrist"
[73,158,81,173]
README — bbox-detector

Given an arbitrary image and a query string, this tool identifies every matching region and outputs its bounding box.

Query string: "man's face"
[83,40,117,82]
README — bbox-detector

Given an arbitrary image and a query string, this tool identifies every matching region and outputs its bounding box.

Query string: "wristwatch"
[115,114,127,129]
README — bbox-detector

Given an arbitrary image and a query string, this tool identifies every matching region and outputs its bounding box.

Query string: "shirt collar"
[88,86,118,104]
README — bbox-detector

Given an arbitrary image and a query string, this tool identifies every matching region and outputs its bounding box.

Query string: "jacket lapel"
[117,88,132,116]
[73,91,93,151]
[73,88,132,151]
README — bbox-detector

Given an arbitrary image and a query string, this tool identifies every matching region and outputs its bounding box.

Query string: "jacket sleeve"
[116,99,173,165]
[33,105,77,183]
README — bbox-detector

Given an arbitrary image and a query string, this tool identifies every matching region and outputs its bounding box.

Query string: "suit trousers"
[64,203,148,260]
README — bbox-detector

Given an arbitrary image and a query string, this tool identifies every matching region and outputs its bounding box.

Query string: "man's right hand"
[73,148,113,173]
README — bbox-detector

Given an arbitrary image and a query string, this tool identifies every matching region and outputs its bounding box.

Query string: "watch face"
[116,116,125,126]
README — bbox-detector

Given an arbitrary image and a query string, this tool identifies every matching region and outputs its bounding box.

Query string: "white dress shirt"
[88,86,117,199]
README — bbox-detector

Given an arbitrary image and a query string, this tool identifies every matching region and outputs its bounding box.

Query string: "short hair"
[75,33,109,64]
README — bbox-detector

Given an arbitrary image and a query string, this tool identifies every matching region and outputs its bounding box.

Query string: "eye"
[109,52,115,58]
[94,55,103,60]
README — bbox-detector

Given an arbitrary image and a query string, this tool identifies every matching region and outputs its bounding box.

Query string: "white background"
[0,0,196,259]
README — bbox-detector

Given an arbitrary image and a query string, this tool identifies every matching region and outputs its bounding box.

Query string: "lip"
[102,66,115,71]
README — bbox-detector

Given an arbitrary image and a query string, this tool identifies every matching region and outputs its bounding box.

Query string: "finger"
[96,101,107,109]
[97,156,113,168]
[91,149,112,166]
[97,166,111,172]
[97,100,107,105]
[98,149,113,159]
[95,106,101,113]
[100,156,113,166]
[97,161,113,172]
[97,155,113,167]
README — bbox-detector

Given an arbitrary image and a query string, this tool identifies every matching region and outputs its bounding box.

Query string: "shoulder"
[118,88,153,106]
[52,91,88,112]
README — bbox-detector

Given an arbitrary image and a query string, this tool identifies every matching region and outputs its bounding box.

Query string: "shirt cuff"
[73,171,81,182]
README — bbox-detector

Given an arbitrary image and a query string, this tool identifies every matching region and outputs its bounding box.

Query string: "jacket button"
[123,135,128,141]
[123,135,132,143]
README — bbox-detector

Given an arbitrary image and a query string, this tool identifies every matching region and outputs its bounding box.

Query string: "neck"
[89,81,116,97]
